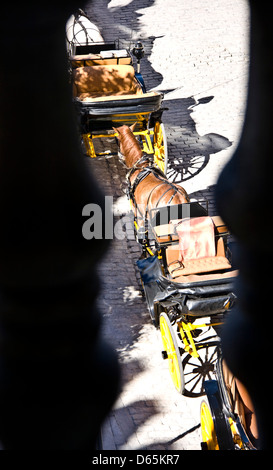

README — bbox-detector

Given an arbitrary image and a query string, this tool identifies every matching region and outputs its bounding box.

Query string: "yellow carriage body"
[70,47,168,173]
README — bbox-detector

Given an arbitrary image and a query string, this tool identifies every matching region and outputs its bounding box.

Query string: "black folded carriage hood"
[137,256,237,327]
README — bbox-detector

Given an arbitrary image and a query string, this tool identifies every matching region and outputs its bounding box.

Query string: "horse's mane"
[116,125,142,167]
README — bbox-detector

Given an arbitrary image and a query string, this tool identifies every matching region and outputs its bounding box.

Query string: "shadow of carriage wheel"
[166,131,232,183]
[167,154,210,183]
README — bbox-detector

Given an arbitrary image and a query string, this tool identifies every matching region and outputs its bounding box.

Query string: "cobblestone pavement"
[81,0,250,450]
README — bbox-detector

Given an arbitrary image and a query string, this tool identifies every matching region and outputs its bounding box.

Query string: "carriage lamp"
[132,41,145,73]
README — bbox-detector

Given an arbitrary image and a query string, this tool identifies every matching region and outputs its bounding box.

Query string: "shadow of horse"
[162,95,232,183]
[86,2,231,186]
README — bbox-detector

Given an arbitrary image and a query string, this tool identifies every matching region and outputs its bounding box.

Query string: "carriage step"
[161,350,168,360]
[161,347,183,360]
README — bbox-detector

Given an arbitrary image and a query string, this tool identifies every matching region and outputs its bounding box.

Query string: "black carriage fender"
[186,292,236,317]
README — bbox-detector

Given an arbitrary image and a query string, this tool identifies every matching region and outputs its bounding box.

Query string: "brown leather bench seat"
[153,216,229,244]
[164,216,237,283]
[166,237,232,277]
[171,270,238,284]
[73,64,144,102]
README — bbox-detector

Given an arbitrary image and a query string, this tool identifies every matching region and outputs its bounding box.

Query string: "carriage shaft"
[178,320,223,358]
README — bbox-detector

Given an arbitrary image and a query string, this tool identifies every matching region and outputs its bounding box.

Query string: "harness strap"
[126,153,155,179]
[126,154,185,220]
[128,168,152,202]
[144,181,187,219]
[155,186,177,208]
[126,153,163,202]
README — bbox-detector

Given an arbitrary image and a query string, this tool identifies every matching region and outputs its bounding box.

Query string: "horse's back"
[135,175,188,211]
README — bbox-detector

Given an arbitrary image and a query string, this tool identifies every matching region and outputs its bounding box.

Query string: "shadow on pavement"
[163,95,232,183]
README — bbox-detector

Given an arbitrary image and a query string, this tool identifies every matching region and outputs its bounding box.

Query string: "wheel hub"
[193,362,215,376]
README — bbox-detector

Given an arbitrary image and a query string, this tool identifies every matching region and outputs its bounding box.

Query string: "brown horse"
[114,124,189,221]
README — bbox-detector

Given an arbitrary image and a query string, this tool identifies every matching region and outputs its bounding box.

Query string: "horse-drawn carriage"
[113,123,238,398]
[66,9,168,174]
[67,8,241,426]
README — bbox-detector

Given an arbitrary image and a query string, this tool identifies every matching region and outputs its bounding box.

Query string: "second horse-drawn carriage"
[200,348,258,450]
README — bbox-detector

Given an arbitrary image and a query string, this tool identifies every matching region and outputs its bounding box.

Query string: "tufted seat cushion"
[167,254,231,277]
[166,235,231,277]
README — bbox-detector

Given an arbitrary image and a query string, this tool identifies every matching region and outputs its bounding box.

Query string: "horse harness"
[126,153,186,219]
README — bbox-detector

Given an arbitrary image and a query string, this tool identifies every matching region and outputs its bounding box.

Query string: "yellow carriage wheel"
[159,312,184,394]
[200,401,220,450]
[153,122,168,175]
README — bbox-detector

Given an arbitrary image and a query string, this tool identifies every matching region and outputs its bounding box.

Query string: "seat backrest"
[149,202,208,227]
[73,64,141,96]
[71,56,132,68]
[173,216,216,262]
